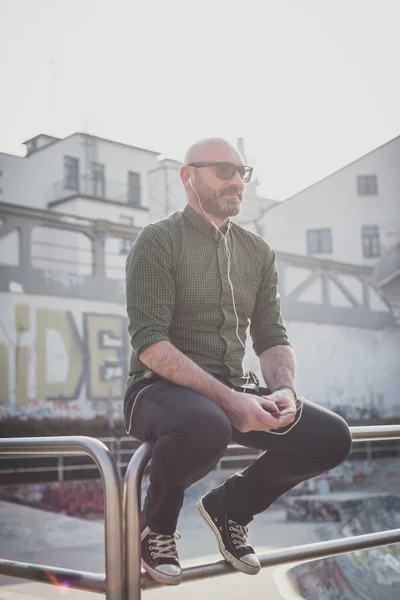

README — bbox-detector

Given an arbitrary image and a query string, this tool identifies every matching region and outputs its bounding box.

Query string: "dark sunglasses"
[187,162,253,183]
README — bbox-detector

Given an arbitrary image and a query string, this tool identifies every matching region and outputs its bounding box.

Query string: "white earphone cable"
[188,178,302,435]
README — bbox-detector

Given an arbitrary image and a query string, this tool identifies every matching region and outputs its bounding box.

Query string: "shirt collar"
[182,203,231,239]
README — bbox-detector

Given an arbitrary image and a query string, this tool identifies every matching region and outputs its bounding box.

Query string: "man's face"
[191,147,245,220]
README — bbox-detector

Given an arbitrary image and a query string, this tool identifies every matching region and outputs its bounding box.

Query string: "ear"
[180,165,191,189]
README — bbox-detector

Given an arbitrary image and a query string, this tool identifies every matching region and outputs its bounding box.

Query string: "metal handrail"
[123,425,400,600]
[1,434,398,483]
[0,436,123,600]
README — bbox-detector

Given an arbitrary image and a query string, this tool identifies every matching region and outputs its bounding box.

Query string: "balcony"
[51,177,146,209]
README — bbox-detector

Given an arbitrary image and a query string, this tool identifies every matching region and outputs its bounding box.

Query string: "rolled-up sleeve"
[250,246,290,356]
[125,224,175,360]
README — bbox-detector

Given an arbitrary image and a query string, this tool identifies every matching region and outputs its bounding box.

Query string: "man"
[124,138,352,585]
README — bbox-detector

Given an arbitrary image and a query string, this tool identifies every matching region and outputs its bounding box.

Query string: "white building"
[260,134,400,266]
[0,133,158,230]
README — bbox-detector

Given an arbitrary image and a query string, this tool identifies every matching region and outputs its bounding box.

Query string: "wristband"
[273,384,297,401]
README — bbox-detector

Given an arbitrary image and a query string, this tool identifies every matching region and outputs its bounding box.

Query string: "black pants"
[124,376,352,535]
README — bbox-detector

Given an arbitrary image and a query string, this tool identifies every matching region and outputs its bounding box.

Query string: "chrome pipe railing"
[141,528,400,590]
[350,424,400,441]
[123,442,154,600]
[0,560,105,594]
[0,436,123,600]
[1,434,399,482]
[123,425,400,599]
[1,426,400,599]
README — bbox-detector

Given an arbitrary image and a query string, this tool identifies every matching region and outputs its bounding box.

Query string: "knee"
[303,403,353,470]
[322,412,353,468]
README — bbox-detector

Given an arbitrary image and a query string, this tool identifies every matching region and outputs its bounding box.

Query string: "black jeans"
[124,376,352,534]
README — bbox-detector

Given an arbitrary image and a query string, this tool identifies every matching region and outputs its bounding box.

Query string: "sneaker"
[198,491,261,575]
[141,526,182,585]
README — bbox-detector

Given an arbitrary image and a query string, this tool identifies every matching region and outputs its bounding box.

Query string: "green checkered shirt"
[125,203,290,389]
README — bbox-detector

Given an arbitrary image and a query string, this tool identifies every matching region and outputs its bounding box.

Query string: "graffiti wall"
[0,480,104,519]
[0,292,129,418]
[1,290,400,419]
[288,494,400,599]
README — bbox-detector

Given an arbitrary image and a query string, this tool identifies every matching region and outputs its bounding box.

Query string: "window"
[362,225,381,258]
[119,215,134,254]
[91,162,105,198]
[357,175,378,195]
[64,156,80,191]
[307,229,332,254]
[128,171,141,206]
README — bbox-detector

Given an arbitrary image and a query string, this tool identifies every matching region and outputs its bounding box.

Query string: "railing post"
[58,456,64,482]
[116,437,121,476]
[123,441,154,600]
[0,436,124,600]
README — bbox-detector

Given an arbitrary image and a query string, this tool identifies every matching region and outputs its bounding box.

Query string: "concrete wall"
[261,135,400,266]
[0,153,24,205]
[244,321,400,417]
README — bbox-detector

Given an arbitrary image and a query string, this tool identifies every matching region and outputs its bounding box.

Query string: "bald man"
[124,138,352,585]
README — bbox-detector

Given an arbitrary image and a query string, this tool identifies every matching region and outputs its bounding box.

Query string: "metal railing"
[53,177,143,206]
[1,435,399,484]
[124,425,400,600]
[1,426,400,599]
[0,436,123,600]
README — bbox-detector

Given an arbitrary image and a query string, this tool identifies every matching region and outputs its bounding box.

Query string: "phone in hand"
[279,408,296,416]
[264,406,295,418]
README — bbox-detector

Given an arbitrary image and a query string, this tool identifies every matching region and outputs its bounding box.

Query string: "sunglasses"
[187,162,253,183]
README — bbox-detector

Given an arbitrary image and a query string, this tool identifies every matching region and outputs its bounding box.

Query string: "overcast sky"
[1,0,399,200]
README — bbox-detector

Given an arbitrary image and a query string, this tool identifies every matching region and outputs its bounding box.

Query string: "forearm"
[259,344,296,391]
[139,340,234,410]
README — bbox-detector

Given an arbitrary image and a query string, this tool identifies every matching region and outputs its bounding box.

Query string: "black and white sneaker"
[141,526,182,585]
[198,491,261,575]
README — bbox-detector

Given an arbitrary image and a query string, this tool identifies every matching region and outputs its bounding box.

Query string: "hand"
[261,389,297,429]
[223,390,290,433]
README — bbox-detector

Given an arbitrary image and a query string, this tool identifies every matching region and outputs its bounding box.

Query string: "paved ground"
[0,469,314,599]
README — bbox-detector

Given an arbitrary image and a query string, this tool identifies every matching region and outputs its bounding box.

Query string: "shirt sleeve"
[250,246,291,356]
[125,224,175,360]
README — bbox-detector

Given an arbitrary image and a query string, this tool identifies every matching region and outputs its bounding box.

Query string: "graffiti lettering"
[0,304,129,408]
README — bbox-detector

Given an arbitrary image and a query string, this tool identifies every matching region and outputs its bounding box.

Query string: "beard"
[195,176,243,219]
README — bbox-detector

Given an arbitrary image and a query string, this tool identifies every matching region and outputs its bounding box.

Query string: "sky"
[0,0,399,200]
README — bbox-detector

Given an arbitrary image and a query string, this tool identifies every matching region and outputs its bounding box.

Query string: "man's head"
[180,138,253,222]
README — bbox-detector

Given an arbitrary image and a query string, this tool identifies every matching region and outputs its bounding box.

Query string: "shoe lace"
[148,531,181,560]
[229,519,248,550]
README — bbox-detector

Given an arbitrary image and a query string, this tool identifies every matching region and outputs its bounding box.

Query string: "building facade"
[260,134,400,322]
[260,135,400,266]
[0,133,157,229]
